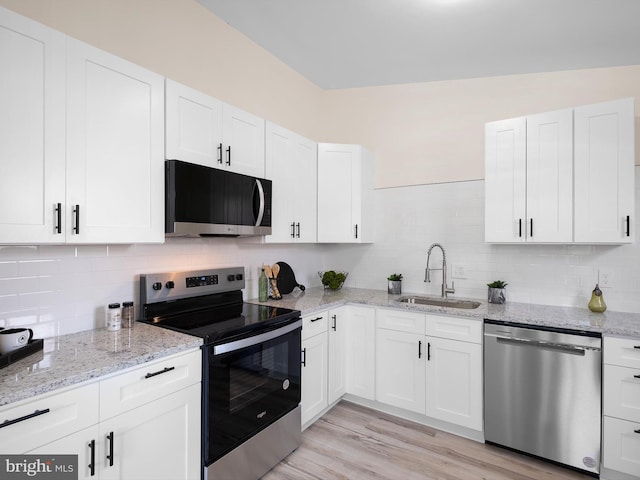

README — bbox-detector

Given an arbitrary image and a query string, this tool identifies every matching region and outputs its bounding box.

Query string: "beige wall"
[2,1,639,189]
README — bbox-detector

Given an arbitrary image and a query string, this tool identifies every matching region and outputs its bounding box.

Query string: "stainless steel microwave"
[165,160,272,237]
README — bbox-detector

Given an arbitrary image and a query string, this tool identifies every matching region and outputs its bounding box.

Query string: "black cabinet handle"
[310,316,323,323]
[635,429,640,434]
[634,374,640,379]
[144,366,175,379]
[106,432,114,467]
[291,222,295,238]
[55,203,62,234]
[88,439,96,476]
[427,342,431,361]
[73,205,80,234]
[634,346,640,349]
[296,222,300,238]
[331,315,337,331]
[217,143,223,164]
[354,224,359,239]
[301,348,306,367]
[518,218,522,238]
[530,218,533,238]
[626,215,630,237]
[1,408,50,428]
[226,146,231,166]
[418,340,422,358]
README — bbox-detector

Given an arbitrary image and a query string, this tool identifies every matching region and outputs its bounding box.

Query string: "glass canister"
[122,301,135,328]
[106,303,122,331]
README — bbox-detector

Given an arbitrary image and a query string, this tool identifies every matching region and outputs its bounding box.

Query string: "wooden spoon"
[271,263,280,278]
[264,264,273,279]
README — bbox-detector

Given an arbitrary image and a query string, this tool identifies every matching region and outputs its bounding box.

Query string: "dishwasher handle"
[492,334,599,355]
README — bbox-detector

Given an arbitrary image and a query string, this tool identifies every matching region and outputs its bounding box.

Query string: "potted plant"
[487,280,508,304]
[387,273,403,294]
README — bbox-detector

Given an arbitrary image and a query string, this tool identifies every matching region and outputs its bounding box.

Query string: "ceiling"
[196,0,640,90]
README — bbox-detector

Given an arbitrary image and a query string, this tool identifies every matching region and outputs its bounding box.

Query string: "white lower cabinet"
[345,305,376,400]
[327,307,348,404]
[0,349,202,480]
[301,312,329,426]
[375,309,483,431]
[603,336,640,478]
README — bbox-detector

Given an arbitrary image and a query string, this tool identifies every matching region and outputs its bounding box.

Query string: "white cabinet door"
[375,328,425,414]
[99,383,201,480]
[265,122,317,243]
[327,307,347,405]
[485,117,527,243]
[301,332,328,426]
[345,305,376,400]
[525,109,573,243]
[0,7,66,244]
[165,79,223,167]
[317,143,374,243]
[28,425,99,480]
[425,336,482,430]
[603,416,640,477]
[574,98,635,243]
[222,104,265,178]
[66,38,164,243]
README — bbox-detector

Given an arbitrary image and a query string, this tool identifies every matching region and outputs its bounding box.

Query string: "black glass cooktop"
[139,291,300,345]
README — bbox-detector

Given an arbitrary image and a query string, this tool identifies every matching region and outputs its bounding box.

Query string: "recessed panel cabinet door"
[301,332,328,426]
[66,38,165,243]
[317,144,355,242]
[0,7,66,243]
[484,117,527,243]
[574,98,635,243]
[223,104,265,178]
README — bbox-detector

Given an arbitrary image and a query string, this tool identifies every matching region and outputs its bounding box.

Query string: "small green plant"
[487,280,508,288]
[387,273,403,281]
[321,270,347,289]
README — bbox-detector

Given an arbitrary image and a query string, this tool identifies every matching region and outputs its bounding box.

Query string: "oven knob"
[152,282,162,291]
[165,281,175,289]
[236,274,243,280]
[227,274,235,282]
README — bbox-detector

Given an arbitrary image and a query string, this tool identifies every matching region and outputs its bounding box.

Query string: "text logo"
[1,455,77,479]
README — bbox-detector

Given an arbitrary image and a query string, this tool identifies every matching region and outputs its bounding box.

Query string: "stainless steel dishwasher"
[484,320,602,475]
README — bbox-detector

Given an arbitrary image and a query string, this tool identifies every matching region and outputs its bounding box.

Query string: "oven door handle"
[213,319,302,355]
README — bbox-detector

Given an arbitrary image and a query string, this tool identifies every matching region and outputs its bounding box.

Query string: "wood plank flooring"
[262,401,593,480]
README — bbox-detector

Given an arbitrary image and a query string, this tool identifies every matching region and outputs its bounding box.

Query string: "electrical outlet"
[452,264,465,279]
[600,269,614,288]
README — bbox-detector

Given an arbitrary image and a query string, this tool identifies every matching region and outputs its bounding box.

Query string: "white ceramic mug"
[0,327,34,355]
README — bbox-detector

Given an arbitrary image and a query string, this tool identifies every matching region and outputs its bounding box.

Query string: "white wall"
[332,167,640,314]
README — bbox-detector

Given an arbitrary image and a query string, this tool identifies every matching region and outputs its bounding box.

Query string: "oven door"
[204,319,301,465]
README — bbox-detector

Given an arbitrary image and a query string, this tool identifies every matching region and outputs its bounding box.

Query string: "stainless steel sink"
[397,296,482,309]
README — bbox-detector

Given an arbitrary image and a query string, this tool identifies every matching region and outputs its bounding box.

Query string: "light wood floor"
[262,401,593,480]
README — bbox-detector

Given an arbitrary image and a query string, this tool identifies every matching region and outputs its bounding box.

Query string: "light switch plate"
[452,264,466,279]
[599,269,613,288]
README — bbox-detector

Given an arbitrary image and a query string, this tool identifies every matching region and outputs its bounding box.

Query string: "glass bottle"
[588,284,607,313]
[121,301,134,328]
[258,268,268,302]
[106,303,122,331]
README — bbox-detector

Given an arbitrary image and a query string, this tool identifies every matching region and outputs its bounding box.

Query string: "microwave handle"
[254,179,265,227]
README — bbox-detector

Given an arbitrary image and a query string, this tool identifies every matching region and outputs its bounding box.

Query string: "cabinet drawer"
[425,314,482,343]
[377,308,425,335]
[0,382,99,453]
[604,336,640,369]
[603,416,640,477]
[604,364,640,422]
[302,311,328,340]
[100,349,201,421]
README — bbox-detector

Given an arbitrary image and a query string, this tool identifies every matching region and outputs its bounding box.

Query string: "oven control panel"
[140,267,246,308]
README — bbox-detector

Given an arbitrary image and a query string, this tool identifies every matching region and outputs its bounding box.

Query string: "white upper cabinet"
[265,122,317,243]
[317,143,374,243]
[66,38,165,244]
[165,79,265,178]
[0,7,66,244]
[165,79,223,167]
[574,98,635,244]
[485,98,635,244]
[0,7,164,244]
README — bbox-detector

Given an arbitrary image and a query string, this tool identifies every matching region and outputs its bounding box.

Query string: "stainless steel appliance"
[165,159,272,237]
[139,267,301,480]
[484,320,602,475]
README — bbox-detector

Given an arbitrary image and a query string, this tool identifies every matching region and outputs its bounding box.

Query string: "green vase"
[588,284,606,313]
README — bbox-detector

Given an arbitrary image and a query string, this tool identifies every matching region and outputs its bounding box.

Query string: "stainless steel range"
[139,267,302,480]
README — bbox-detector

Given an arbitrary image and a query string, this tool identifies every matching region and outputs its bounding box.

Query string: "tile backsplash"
[1,167,638,338]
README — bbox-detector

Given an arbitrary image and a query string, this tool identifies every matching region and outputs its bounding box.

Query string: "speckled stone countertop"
[0,323,202,408]
[250,287,640,338]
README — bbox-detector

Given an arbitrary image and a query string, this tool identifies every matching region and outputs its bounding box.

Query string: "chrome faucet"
[425,243,455,298]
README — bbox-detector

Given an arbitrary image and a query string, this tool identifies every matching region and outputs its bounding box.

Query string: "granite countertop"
[250,287,640,338]
[0,323,202,408]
